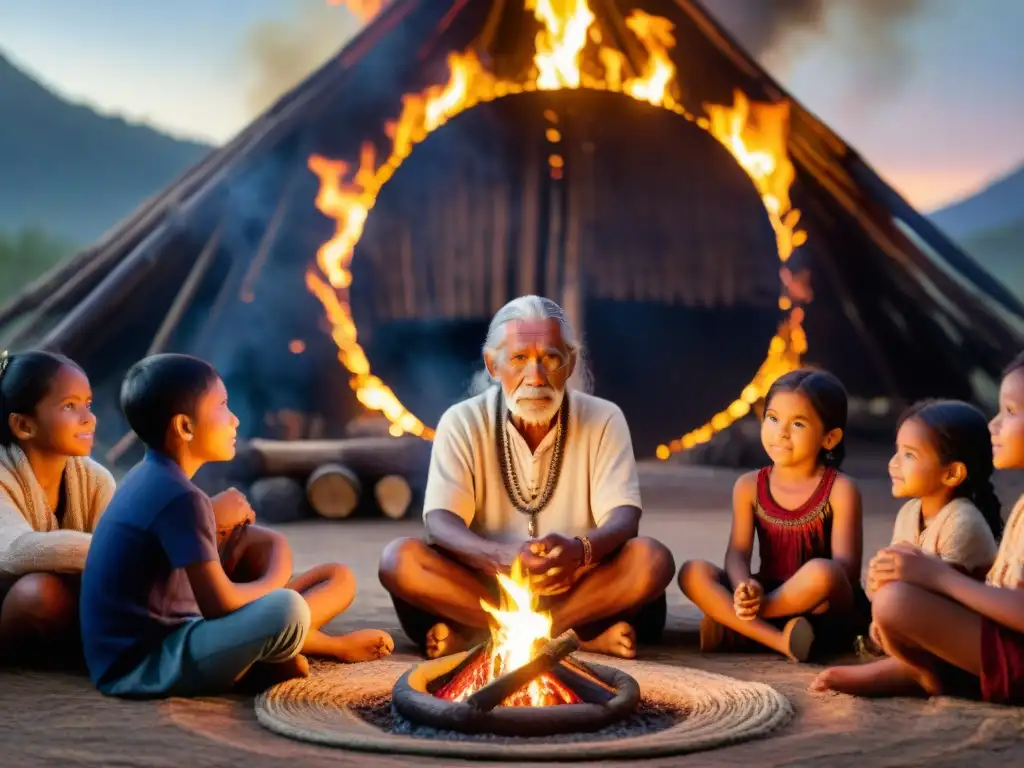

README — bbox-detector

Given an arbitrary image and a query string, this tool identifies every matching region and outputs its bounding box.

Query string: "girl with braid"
[812,399,1000,695]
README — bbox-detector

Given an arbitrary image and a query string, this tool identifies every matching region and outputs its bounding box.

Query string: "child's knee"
[254,589,307,655]
[677,559,716,594]
[871,582,915,633]
[5,573,77,630]
[803,559,848,589]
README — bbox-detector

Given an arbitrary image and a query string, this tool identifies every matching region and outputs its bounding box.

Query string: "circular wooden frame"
[390,651,641,736]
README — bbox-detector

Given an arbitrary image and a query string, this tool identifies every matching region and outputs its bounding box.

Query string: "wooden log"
[245,436,431,486]
[306,463,361,519]
[466,630,580,712]
[426,639,492,694]
[250,476,308,523]
[374,474,413,519]
[551,662,616,705]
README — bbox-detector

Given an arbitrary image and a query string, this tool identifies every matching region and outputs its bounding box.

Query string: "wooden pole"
[465,630,580,712]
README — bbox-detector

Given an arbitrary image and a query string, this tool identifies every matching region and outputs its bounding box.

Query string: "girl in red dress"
[810,353,1024,703]
[678,368,866,661]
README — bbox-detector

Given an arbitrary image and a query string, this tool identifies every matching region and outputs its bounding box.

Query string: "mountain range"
[0,53,211,244]
[0,50,1020,301]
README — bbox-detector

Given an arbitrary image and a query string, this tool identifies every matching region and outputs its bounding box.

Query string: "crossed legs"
[678,558,854,660]
[378,536,675,659]
[811,582,982,697]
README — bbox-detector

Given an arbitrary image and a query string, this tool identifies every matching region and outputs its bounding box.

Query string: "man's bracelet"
[575,535,593,568]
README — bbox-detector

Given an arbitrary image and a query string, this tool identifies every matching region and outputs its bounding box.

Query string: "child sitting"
[80,353,389,698]
[811,399,1001,695]
[0,350,115,662]
[809,353,1024,703]
[678,368,867,661]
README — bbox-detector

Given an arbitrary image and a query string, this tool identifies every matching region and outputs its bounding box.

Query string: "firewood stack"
[228,436,431,524]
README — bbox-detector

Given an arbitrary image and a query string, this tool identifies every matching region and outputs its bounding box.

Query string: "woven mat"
[254,655,793,760]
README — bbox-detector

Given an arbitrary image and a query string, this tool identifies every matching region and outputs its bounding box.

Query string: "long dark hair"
[898,399,1002,539]
[0,350,82,447]
[764,368,849,469]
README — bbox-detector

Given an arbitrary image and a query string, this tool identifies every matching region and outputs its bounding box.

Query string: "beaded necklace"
[494,388,569,538]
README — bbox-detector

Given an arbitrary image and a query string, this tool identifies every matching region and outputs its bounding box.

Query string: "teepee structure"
[2,0,1021,464]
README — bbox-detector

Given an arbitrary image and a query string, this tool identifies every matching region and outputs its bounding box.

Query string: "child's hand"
[733,579,763,620]
[211,488,256,532]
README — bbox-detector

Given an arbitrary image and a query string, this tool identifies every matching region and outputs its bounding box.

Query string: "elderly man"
[379,295,675,659]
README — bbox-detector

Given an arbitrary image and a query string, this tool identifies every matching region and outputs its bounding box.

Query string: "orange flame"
[309,1,807,452]
[435,559,580,707]
[326,0,385,23]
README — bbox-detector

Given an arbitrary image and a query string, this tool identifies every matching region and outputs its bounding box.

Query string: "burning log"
[427,640,492,694]
[249,476,308,524]
[552,658,618,705]
[374,474,413,519]
[306,463,361,519]
[465,630,580,713]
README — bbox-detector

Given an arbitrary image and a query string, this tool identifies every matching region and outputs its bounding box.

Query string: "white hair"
[467,295,593,395]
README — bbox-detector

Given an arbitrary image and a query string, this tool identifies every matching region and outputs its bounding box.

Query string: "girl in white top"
[812,399,1000,695]
[0,350,114,662]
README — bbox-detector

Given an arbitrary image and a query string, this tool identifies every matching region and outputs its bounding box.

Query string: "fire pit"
[392,633,640,736]
[392,561,641,736]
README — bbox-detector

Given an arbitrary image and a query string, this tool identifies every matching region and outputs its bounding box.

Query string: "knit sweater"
[0,444,116,577]
[890,497,998,575]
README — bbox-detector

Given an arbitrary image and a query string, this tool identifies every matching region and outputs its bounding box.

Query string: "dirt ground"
[3,460,1024,767]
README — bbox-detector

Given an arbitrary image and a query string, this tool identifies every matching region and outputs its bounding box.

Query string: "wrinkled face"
[187,377,239,462]
[991,368,1024,470]
[761,390,838,468]
[14,364,96,457]
[486,318,575,427]
[889,418,961,499]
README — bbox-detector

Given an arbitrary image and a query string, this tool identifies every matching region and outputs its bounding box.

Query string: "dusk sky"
[1,0,1022,211]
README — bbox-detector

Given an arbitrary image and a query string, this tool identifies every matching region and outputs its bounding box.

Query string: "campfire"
[433,559,581,707]
[391,558,640,735]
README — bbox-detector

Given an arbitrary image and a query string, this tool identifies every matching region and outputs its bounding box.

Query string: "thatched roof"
[3,0,1021,460]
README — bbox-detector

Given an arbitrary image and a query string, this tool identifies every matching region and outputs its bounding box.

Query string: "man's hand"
[519,533,585,596]
[490,543,525,575]
[211,488,256,538]
[733,578,763,620]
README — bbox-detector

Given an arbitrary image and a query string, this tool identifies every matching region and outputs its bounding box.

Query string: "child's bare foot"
[579,621,636,659]
[238,653,310,693]
[321,629,394,662]
[811,658,929,697]
[783,617,814,662]
[809,667,841,693]
[425,623,475,659]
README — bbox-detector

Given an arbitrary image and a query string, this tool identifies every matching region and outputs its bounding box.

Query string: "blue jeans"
[101,589,311,698]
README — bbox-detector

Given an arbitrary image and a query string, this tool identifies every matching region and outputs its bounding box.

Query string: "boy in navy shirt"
[81,354,311,697]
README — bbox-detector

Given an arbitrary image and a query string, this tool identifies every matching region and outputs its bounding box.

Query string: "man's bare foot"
[425,623,475,659]
[237,653,310,693]
[579,621,637,659]
[321,629,395,663]
[783,617,814,662]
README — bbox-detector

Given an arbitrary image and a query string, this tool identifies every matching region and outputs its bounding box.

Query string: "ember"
[434,560,581,707]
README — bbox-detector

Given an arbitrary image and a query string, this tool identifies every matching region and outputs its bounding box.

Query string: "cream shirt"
[988,494,1024,589]
[423,387,642,542]
[889,497,998,575]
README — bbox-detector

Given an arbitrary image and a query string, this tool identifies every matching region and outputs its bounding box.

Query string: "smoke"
[242,0,366,118]
[702,0,924,95]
